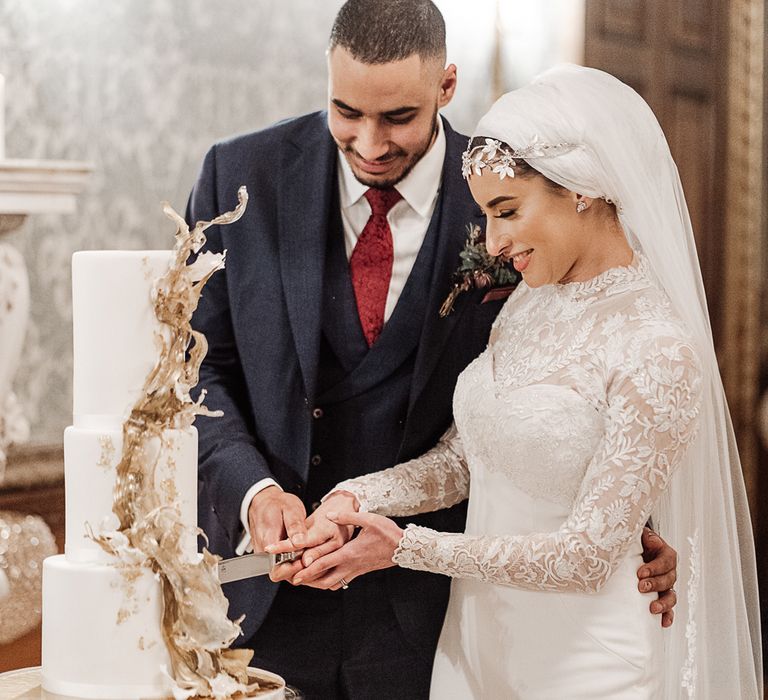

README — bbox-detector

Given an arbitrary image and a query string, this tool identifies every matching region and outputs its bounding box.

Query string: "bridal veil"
[471,64,762,698]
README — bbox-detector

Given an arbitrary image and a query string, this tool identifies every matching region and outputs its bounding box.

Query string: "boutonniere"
[439,224,520,317]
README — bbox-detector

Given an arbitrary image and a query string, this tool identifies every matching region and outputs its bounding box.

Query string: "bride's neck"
[559,220,634,284]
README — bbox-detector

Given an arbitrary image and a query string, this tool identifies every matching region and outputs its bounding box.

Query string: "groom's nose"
[353,121,391,161]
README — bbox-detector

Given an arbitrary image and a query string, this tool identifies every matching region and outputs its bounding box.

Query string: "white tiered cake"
[41,251,285,700]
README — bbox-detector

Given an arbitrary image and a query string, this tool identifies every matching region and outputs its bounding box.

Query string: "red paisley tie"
[349,187,403,346]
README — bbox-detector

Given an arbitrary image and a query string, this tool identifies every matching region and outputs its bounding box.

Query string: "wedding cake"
[42,251,193,698]
[41,209,285,699]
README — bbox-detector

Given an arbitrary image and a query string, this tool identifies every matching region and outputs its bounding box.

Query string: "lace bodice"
[335,256,702,593]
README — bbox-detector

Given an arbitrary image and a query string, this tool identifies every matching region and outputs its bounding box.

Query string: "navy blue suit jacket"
[188,112,502,646]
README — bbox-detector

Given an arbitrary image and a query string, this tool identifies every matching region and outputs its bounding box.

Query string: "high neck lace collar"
[551,251,652,300]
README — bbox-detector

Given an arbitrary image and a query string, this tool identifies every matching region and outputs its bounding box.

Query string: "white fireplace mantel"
[0,158,93,479]
[0,158,93,221]
[0,70,93,483]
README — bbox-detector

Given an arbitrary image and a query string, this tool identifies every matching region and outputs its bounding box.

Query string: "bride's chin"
[524,270,559,289]
[521,269,543,287]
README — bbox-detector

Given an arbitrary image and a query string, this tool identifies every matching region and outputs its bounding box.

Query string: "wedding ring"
[339,577,349,590]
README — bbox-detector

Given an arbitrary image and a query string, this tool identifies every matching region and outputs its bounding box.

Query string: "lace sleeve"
[331,424,470,517]
[393,336,702,592]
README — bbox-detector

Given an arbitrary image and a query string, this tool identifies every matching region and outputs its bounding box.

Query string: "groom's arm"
[638,526,678,627]
[188,146,307,555]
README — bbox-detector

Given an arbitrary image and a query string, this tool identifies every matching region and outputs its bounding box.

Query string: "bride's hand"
[265,491,359,583]
[291,511,403,589]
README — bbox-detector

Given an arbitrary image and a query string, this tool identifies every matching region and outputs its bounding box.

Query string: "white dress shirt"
[236,119,446,554]
[338,117,446,320]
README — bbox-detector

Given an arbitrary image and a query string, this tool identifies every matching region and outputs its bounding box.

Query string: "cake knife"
[217,551,302,584]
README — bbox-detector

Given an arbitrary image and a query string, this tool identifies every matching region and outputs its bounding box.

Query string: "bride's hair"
[466,135,565,193]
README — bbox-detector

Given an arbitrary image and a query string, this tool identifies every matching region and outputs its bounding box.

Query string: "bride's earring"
[576,201,587,213]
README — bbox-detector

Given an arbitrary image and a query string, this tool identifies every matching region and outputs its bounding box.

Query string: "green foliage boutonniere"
[439,223,520,318]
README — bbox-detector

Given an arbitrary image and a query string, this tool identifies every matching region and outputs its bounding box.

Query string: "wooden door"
[585,0,727,339]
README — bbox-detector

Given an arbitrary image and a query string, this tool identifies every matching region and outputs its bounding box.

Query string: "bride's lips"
[511,249,534,273]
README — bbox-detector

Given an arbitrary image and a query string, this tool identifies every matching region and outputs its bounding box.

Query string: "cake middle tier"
[64,425,198,562]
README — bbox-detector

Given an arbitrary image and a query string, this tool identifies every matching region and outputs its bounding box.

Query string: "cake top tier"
[72,250,172,429]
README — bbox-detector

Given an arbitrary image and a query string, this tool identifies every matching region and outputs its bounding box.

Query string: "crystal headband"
[461,136,579,180]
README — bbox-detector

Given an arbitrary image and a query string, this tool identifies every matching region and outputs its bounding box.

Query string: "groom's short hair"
[329,0,446,65]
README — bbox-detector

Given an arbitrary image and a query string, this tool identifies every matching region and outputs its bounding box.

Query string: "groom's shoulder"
[211,111,330,165]
[441,115,470,156]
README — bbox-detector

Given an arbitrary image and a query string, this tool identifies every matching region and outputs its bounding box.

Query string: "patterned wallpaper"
[0,0,578,446]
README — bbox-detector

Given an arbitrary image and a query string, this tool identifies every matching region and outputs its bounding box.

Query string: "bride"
[280,65,763,698]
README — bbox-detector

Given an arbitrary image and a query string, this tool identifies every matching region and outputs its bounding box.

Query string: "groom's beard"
[340,109,439,190]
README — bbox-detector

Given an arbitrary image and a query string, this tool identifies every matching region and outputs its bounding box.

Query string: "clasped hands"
[247,486,679,627]
[248,487,399,590]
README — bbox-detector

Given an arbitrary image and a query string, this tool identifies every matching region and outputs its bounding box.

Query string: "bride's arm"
[327,424,471,517]
[393,335,702,592]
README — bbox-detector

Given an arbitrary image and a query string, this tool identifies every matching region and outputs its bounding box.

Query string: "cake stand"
[0,667,304,699]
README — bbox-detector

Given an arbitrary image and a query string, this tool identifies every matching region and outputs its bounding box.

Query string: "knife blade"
[218,550,303,584]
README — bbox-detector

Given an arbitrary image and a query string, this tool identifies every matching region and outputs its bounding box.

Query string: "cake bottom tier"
[42,554,172,699]
[41,556,287,699]
[0,666,287,699]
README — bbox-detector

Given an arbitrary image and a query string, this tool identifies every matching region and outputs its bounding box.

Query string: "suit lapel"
[408,119,484,409]
[277,114,337,403]
[276,116,479,409]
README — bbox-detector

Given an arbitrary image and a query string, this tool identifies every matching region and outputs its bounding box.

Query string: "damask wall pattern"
[0,0,562,447]
[0,0,486,447]
[0,1,352,444]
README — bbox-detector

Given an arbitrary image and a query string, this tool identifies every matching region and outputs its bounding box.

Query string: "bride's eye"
[495,209,517,219]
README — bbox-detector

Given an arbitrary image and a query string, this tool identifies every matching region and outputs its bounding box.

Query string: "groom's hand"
[247,486,307,582]
[637,527,677,628]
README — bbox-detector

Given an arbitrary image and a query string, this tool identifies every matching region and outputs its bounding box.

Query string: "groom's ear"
[437,63,458,108]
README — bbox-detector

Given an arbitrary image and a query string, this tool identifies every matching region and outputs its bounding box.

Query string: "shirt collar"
[337,116,446,218]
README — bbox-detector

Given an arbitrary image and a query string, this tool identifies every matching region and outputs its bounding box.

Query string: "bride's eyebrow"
[486,196,518,207]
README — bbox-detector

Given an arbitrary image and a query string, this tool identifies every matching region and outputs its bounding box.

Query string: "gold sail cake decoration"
[93,186,253,699]
[41,187,285,699]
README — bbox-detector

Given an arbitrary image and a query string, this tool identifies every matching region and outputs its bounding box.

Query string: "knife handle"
[271,550,303,566]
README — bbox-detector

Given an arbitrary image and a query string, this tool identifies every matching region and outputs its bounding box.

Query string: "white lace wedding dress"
[337,255,702,699]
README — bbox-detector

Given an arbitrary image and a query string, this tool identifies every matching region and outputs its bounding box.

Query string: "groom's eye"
[337,107,361,120]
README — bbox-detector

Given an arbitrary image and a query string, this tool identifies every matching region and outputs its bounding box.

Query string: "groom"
[188,1,678,697]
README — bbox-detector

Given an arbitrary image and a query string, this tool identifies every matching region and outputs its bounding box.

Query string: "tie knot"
[364,187,402,217]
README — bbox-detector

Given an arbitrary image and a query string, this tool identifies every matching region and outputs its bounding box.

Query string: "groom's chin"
[348,157,416,190]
